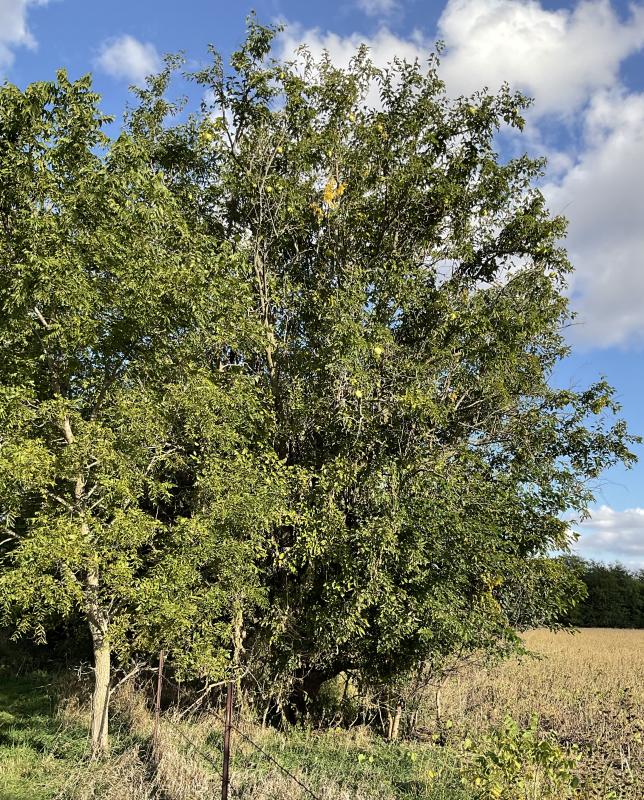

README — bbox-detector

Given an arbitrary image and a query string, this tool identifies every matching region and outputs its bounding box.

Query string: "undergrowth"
[1,630,641,799]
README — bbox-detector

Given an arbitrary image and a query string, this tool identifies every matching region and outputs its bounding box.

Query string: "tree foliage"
[0,19,638,746]
[562,557,643,628]
[0,67,289,750]
[170,20,635,697]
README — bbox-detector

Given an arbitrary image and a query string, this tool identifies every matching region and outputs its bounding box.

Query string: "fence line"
[221,682,233,800]
[154,656,322,800]
[158,712,224,779]
[209,707,323,800]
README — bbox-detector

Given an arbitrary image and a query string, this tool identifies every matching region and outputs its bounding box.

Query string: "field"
[437,629,644,799]
[0,629,641,799]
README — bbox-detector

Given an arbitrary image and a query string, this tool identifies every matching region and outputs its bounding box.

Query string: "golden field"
[436,629,644,799]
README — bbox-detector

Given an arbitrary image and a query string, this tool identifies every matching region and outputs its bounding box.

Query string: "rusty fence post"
[154,650,165,746]
[221,681,234,800]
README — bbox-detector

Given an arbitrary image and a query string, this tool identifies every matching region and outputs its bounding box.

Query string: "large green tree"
[0,21,637,749]
[0,70,288,754]
[165,23,634,717]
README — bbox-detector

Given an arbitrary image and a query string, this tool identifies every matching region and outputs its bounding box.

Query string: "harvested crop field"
[436,629,644,799]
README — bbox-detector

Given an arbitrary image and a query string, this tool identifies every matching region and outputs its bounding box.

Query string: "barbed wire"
[158,712,224,779]
[209,707,324,800]
[158,672,322,800]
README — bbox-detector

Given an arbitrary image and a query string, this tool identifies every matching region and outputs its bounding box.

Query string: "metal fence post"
[154,650,165,745]
[221,681,234,800]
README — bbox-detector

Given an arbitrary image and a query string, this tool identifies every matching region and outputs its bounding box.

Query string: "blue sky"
[3,0,644,567]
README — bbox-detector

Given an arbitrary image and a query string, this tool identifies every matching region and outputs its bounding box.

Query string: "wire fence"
[152,652,324,800]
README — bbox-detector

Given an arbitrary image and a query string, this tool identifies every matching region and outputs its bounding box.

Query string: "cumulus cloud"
[277,23,428,72]
[543,89,644,347]
[356,0,399,16]
[279,1,644,116]
[573,506,644,568]
[437,0,644,116]
[0,0,49,69]
[96,34,160,85]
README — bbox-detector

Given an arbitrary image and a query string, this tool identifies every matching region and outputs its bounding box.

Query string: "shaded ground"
[0,673,87,800]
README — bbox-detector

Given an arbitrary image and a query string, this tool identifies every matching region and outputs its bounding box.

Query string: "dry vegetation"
[434,629,644,799]
[140,629,644,799]
[2,629,642,800]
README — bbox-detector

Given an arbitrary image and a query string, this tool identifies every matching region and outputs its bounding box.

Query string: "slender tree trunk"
[89,619,111,757]
[409,709,418,736]
[389,701,403,741]
[61,414,111,757]
[386,707,394,739]
[384,690,404,741]
[86,560,111,758]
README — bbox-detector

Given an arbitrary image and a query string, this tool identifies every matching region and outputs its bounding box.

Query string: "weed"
[460,714,581,800]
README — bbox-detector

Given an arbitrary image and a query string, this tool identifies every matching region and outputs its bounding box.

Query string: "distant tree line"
[561,557,643,628]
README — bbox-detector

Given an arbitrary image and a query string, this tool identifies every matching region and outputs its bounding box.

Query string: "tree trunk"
[87,564,111,758]
[60,416,111,757]
[90,622,111,757]
[386,707,393,739]
[386,699,404,741]
[390,701,403,740]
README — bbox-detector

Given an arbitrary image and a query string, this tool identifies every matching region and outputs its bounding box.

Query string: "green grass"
[0,673,468,799]
[0,672,88,800]
[195,722,471,799]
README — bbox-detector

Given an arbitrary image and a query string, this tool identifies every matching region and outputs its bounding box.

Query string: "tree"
[0,20,637,747]
[169,21,635,715]
[562,557,644,628]
[0,70,288,754]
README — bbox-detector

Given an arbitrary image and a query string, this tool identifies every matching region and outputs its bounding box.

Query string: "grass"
[0,629,642,799]
[0,672,87,800]
[227,725,462,798]
[157,714,467,799]
[0,673,153,800]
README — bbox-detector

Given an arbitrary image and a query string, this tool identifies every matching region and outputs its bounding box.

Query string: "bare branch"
[33,306,50,329]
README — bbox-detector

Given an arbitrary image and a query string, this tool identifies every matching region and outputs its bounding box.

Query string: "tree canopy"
[0,20,637,752]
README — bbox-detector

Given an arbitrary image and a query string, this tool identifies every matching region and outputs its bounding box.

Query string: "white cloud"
[437,0,644,115]
[573,505,644,568]
[543,89,644,347]
[277,23,427,72]
[279,2,644,116]
[96,34,160,85]
[356,0,399,16]
[0,0,49,69]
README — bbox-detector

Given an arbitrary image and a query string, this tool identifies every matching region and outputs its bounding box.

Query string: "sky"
[2,0,644,568]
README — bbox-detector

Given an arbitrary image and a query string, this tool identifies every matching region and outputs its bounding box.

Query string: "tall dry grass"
[53,687,155,800]
[52,628,642,799]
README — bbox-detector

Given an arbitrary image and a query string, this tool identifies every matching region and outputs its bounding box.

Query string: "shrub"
[461,714,581,800]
